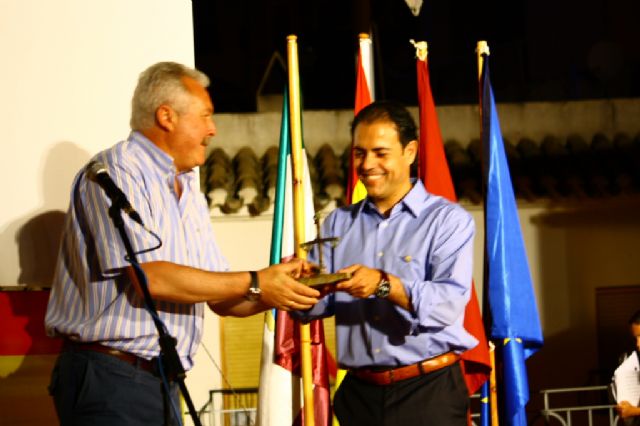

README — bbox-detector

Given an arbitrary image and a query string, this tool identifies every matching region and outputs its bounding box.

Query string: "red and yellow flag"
[0,289,61,425]
[346,33,375,205]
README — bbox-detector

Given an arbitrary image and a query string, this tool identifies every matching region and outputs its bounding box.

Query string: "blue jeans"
[48,349,181,426]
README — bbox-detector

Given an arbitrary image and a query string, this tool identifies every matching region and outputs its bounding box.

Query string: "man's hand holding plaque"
[297,214,351,291]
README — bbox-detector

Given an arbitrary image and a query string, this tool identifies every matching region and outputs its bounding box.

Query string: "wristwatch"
[245,271,261,301]
[375,270,391,298]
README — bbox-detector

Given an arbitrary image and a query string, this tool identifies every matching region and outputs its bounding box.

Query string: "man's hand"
[315,283,338,298]
[616,401,640,419]
[258,258,320,311]
[334,264,381,298]
[332,264,413,311]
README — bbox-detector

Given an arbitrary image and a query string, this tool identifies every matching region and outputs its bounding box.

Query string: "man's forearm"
[207,299,270,317]
[127,261,250,303]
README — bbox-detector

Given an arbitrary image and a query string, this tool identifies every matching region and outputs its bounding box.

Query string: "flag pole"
[476,39,499,426]
[286,34,315,426]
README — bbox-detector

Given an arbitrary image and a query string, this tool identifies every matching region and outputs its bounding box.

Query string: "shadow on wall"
[16,212,66,287]
[0,141,90,425]
[13,141,90,287]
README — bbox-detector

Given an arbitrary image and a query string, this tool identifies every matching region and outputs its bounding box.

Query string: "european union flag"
[480,52,544,426]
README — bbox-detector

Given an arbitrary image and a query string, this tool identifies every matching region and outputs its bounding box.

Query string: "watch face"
[245,287,262,301]
[375,280,391,298]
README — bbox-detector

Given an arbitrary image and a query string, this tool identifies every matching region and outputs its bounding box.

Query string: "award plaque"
[298,214,351,287]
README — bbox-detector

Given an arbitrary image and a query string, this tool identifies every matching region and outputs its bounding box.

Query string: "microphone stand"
[108,203,202,426]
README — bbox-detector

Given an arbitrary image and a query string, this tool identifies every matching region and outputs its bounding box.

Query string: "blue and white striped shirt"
[45,132,228,370]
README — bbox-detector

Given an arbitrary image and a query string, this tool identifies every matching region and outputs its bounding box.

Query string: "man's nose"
[208,118,217,137]
[360,152,376,170]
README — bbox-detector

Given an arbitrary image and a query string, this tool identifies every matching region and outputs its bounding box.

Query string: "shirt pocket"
[387,253,426,285]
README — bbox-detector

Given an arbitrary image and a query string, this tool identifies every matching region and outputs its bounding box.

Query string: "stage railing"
[197,385,624,426]
[537,385,621,426]
[199,387,257,426]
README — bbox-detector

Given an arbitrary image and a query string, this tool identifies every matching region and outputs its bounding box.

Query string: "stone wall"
[210,98,640,157]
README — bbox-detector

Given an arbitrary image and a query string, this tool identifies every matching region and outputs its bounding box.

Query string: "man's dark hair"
[351,100,418,148]
[629,310,640,325]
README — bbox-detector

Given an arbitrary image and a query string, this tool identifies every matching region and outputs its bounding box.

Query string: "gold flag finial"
[410,39,428,61]
[476,41,490,80]
[476,40,490,56]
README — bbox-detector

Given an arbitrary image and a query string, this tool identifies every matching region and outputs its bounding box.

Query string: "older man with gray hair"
[45,62,319,426]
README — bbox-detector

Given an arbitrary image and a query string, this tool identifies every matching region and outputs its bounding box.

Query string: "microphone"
[85,161,145,226]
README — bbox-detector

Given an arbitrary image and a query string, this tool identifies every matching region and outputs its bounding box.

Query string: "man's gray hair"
[130,62,210,131]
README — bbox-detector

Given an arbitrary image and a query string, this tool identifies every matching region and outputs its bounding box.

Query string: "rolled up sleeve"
[395,208,475,333]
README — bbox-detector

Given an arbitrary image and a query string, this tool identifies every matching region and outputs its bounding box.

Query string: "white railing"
[538,385,622,426]
[198,388,257,426]
[197,385,626,426]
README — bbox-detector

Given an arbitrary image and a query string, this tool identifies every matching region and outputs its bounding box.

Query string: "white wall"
[0,0,195,286]
[0,2,223,423]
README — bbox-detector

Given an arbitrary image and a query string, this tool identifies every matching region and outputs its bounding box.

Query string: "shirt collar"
[129,131,197,184]
[361,178,430,218]
[400,179,430,217]
[129,131,176,176]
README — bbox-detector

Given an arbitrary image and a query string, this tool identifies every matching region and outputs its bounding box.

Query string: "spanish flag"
[0,288,61,425]
[414,41,491,397]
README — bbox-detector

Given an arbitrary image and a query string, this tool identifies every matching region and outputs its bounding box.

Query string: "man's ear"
[156,105,176,131]
[404,140,418,164]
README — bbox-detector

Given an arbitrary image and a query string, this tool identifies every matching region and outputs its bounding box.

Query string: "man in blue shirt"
[45,62,320,426]
[300,101,477,425]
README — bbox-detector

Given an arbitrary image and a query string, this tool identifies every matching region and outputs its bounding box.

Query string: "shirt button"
[404,255,412,262]
[380,221,389,228]
[377,251,384,258]
[374,348,381,354]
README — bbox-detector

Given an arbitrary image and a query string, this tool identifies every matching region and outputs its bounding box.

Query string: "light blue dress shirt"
[45,132,228,370]
[302,179,478,369]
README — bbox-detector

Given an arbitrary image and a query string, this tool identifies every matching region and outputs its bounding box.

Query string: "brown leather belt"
[350,352,460,385]
[64,340,157,375]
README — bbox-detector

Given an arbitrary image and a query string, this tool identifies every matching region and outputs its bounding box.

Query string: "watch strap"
[245,270,261,301]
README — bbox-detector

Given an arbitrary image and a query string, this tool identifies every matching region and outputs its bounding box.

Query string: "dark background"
[193,0,640,112]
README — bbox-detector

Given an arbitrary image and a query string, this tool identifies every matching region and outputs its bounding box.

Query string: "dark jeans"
[48,349,181,426]
[334,362,469,426]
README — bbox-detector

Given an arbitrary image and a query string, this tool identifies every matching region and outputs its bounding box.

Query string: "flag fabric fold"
[480,54,543,426]
[415,45,491,397]
[480,382,491,426]
[346,34,374,205]
[256,85,332,426]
